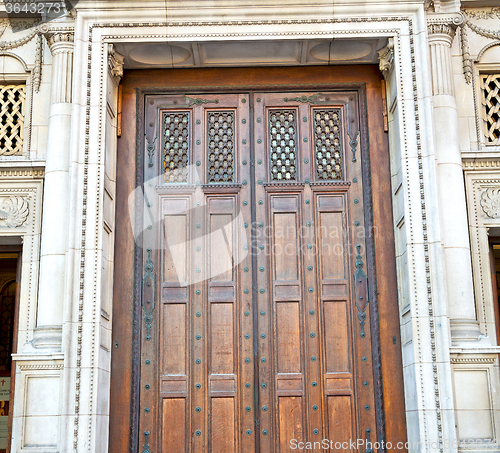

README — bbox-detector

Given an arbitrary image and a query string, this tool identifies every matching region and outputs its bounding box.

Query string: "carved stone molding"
[0,167,45,179]
[465,7,500,20]
[377,38,394,79]
[107,44,125,85]
[460,25,472,85]
[480,188,500,218]
[17,363,64,370]
[450,357,496,364]
[0,196,29,227]
[47,32,74,46]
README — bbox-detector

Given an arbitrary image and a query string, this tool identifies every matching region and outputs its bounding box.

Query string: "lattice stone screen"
[0,85,25,156]
[481,74,500,145]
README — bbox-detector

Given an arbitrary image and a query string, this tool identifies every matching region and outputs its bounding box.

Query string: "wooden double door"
[137,89,378,452]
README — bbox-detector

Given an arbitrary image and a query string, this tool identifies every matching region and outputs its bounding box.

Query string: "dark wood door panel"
[110,66,406,453]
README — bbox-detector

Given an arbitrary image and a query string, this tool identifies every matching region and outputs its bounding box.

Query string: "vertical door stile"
[237,93,256,453]
[300,101,319,445]
[252,93,271,452]
[192,103,204,453]
[140,96,159,453]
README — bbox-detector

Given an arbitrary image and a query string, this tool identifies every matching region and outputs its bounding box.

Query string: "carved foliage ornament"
[427,22,457,37]
[0,196,29,227]
[480,188,500,218]
[377,39,394,79]
[46,32,74,46]
[465,8,500,20]
[107,44,125,85]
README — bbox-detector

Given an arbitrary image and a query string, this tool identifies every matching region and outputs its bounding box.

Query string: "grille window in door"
[140,92,376,452]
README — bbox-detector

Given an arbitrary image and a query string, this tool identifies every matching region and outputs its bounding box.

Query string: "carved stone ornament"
[460,25,472,85]
[108,44,125,85]
[377,39,394,79]
[427,22,457,38]
[46,31,74,46]
[465,7,500,20]
[0,197,29,227]
[37,23,75,55]
[0,29,37,51]
[480,188,500,218]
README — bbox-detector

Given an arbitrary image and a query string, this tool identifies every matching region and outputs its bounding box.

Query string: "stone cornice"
[463,156,500,170]
[450,346,500,364]
[0,166,45,179]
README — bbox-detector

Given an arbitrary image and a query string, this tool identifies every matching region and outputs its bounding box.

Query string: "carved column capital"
[427,22,457,39]
[108,44,125,86]
[38,23,74,55]
[377,38,394,80]
[427,13,463,45]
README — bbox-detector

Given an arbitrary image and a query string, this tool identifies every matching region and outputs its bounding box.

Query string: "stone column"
[428,16,481,343]
[33,25,74,349]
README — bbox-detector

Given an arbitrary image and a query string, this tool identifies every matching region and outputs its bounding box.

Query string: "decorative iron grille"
[207,111,235,183]
[163,111,190,183]
[313,109,342,180]
[0,85,25,156]
[481,74,500,145]
[269,109,297,181]
[162,112,190,183]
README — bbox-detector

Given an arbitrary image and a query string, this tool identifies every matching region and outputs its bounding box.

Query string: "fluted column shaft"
[34,31,74,348]
[428,22,480,342]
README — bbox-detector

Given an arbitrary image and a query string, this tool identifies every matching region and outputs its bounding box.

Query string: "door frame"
[110,65,406,452]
